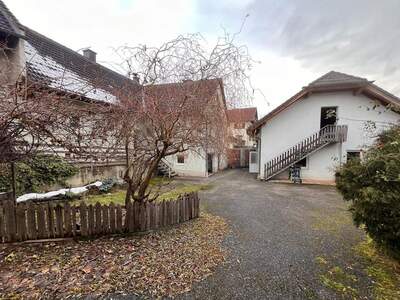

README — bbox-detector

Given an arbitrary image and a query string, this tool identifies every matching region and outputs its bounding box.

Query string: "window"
[347,151,361,161]
[177,154,185,164]
[234,135,245,147]
[295,157,307,168]
[234,122,245,129]
[320,106,337,128]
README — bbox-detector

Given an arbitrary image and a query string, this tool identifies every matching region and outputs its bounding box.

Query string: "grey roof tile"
[24,27,139,102]
[307,71,370,87]
[0,0,23,37]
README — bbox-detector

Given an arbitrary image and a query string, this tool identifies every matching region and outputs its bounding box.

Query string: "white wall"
[229,121,255,148]
[165,150,207,177]
[165,149,228,177]
[259,91,400,181]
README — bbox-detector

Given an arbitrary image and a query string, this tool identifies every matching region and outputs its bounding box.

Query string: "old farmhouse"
[0,0,229,185]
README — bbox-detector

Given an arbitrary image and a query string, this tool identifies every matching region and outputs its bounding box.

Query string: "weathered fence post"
[80,203,88,237]
[71,205,77,236]
[4,200,16,242]
[55,204,63,238]
[95,203,102,235]
[64,203,72,237]
[102,205,109,233]
[116,204,122,233]
[27,202,37,240]
[109,203,116,233]
[128,201,135,232]
[47,203,55,238]
[37,204,46,239]
[16,202,26,241]
[125,201,131,232]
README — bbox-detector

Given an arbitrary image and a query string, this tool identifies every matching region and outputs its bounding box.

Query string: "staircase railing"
[264,125,348,180]
[159,158,175,178]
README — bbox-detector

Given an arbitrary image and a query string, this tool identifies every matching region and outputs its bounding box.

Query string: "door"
[249,151,259,173]
[207,154,213,173]
[320,106,337,128]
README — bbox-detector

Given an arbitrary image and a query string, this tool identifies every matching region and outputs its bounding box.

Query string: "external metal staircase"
[157,159,178,178]
[264,125,348,181]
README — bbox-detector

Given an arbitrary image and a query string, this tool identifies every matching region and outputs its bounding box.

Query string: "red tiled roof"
[226,107,258,123]
[143,79,226,108]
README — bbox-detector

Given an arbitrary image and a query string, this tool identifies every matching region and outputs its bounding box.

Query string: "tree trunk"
[124,138,131,207]
[135,153,165,202]
[125,181,132,207]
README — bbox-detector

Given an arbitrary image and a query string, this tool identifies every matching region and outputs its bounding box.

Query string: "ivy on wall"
[0,155,78,195]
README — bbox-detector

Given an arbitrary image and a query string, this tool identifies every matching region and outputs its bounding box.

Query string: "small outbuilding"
[248,71,400,184]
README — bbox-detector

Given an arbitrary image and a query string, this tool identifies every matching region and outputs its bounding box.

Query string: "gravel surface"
[179,169,374,300]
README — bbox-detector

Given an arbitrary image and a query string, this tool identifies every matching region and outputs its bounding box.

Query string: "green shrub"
[98,178,117,193]
[335,126,400,253]
[0,155,78,195]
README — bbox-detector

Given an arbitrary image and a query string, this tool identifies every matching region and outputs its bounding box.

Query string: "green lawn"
[74,182,212,206]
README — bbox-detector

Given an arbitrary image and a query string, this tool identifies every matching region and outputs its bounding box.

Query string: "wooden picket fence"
[0,192,200,243]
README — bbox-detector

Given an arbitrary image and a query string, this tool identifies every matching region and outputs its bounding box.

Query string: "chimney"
[83,49,97,62]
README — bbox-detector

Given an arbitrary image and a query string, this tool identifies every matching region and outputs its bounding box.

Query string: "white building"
[158,79,229,178]
[249,71,400,184]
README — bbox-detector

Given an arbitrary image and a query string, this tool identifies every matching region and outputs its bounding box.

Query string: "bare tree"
[0,45,128,200]
[1,31,256,205]
[113,33,255,203]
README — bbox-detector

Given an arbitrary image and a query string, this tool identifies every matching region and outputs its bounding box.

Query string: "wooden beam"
[353,87,364,96]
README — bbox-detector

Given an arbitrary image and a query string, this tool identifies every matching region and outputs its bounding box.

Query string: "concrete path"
[179,169,372,299]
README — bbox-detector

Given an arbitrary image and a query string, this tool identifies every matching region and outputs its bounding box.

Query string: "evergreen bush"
[336,126,400,252]
[0,155,78,195]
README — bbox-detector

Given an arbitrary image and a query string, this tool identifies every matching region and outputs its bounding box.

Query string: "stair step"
[264,125,348,181]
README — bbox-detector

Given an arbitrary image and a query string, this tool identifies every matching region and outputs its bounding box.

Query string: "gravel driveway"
[179,169,374,299]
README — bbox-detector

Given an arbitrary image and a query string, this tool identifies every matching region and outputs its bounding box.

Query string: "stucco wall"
[259,91,400,181]
[65,164,125,187]
[166,149,228,177]
[229,121,255,148]
[165,150,207,177]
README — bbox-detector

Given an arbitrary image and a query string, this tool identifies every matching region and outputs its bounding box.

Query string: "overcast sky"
[7,0,400,117]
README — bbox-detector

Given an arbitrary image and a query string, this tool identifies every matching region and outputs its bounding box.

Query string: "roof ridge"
[24,26,130,82]
[144,78,221,87]
[307,70,369,87]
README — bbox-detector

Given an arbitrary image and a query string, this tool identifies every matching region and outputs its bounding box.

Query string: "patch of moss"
[311,210,353,235]
[320,274,358,298]
[316,256,359,298]
[316,238,400,299]
[354,237,400,300]
[315,256,328,265]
